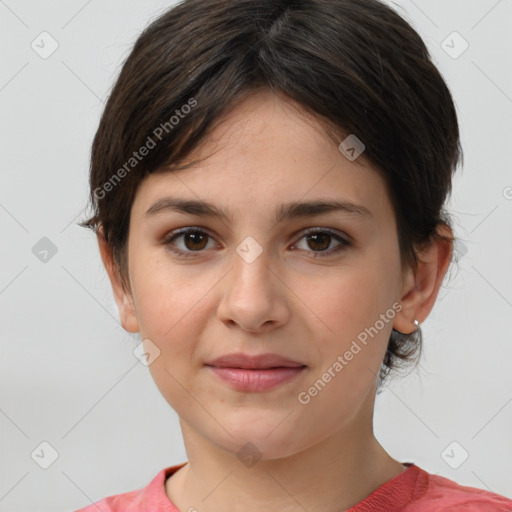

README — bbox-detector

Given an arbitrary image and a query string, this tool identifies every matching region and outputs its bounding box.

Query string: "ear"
[393,223,454,334]
[97,227,140,333]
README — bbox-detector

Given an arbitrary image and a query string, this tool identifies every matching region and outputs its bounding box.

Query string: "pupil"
[186,232,207,251]
[308,233,330,251]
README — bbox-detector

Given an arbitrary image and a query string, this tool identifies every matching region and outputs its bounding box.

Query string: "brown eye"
[305,232,331,252]
[163,228,217,257]
[182,231,209,251]
[294,228,351,258]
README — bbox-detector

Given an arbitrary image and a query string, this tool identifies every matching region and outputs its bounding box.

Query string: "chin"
[209,421,305,462]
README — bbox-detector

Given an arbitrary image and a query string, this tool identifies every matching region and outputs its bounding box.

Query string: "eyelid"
[290,227,352,258]
[162,226,352,258]
[296,227,352,244]
[160,226,223,251]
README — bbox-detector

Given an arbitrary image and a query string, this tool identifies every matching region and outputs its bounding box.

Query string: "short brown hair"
[81,0,463,383]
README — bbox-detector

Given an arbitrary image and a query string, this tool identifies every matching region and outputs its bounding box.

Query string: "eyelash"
[162,227,352,259]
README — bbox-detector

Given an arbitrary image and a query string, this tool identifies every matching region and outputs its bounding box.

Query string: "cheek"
[130,250,184,320]
[296,260,398,384]
[299,264,393,337]
[128,253,209,353]
[130,256,211,408]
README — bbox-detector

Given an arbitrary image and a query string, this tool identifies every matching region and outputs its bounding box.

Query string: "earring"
[393,319,420,336]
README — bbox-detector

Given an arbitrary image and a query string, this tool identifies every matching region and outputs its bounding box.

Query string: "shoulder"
[75,489,142,512]
[74,484,146,512]
[73,464,186,512]
[407,466,512,511]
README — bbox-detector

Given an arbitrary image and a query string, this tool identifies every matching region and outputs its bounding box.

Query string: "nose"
[216,243,290,333]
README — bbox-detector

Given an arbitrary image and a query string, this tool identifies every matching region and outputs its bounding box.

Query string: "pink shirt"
[75,462,512,511]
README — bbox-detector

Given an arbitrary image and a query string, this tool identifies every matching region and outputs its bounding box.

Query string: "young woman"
[76,0,512,510]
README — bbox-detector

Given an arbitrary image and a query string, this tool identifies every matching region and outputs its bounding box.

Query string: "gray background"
[1,0,511,510]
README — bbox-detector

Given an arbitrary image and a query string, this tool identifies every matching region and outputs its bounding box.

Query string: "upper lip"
[205,353,306,369]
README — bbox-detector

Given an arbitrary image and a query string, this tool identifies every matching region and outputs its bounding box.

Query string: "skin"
[98,88,452,512]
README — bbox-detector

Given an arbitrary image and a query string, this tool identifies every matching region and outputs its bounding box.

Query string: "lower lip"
[206,366,306,392]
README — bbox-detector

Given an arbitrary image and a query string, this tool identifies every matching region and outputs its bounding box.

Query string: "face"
[110,89,412,459]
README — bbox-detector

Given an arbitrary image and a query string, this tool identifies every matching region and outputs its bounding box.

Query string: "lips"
[205,353,307,392]
[205,352,306,370]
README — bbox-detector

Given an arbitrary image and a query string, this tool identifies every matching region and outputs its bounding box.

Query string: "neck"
[166,414,404,512]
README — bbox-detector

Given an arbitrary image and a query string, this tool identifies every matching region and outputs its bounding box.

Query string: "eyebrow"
[145,197,372,223]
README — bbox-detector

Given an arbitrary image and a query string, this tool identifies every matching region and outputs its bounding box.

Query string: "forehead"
[183,88,346,163]
[132,89,391,221]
